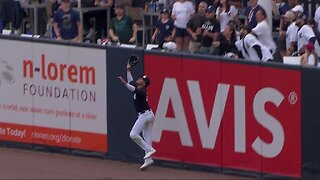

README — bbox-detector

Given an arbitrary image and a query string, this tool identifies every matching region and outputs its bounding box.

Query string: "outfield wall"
[0,36,320,178]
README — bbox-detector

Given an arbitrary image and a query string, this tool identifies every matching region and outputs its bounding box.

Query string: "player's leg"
[140,111,155,170]
[142,111,154,146]
[129,114,153,152]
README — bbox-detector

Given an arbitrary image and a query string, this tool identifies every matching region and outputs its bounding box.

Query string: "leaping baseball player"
[117,56,156,170]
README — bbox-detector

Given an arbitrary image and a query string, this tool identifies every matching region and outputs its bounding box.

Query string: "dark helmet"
[140,75,150,87]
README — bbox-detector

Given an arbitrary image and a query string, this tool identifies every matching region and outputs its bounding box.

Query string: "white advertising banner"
[0,39,107,152]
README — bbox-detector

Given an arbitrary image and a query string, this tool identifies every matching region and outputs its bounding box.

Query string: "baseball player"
[117,62,156,170]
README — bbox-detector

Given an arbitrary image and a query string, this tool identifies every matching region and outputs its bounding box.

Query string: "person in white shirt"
[251,9,276,54]
[295,13,320,56]
[277,10,296,57]
[285,11,299,56]
[172,0,194,51]
[315,6,320,33]
[215,0,238,32]
[300,43,319,67]
[235,25,273,62]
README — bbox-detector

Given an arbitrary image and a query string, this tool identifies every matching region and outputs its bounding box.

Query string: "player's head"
[136,75,150,88]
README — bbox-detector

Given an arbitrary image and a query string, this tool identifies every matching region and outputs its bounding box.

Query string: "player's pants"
[129,110,155,153]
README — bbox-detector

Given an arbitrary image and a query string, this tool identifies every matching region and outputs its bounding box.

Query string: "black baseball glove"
[127,55,139,68]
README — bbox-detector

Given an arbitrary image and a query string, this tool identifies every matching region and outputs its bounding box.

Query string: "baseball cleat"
[140,160,154,170]
[143,148,156,159]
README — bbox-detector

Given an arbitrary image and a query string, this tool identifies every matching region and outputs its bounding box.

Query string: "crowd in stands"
[1,0,320,66]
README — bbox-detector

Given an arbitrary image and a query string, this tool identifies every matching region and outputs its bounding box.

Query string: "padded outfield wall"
[0,36,320,178]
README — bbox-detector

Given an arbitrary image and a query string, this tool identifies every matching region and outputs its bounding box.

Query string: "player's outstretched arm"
[126,63,134,83]
[117,76,135,92]
[117,76,126,83]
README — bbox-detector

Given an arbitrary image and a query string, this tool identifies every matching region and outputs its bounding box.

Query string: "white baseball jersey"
[286,22,299,51]
[297,24,320,55]
[315,7,320,33]
[216,5,238,32]
[252,19,277,53]
[235,33,273,61]
[172,1,194,28]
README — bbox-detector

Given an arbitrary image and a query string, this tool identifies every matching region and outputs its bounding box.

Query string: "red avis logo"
[145,56,301,177]
[153,79,286,158]
[23,54,95,85]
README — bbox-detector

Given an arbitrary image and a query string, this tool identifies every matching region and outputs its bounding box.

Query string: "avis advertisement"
[145,54,301,177]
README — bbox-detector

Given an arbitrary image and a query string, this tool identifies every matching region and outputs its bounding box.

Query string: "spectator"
[276,10,295,57]
[272,0,289,33]
[53,0,83,42]
[235,25,273,61]
[43,0,60,38]
[215,0,238,32]
[194,0,213,12]
[252,9,277,54]
[197,5,220,54]
[212,22,237,56]
[309,17,320,48]
[244,0,265,29]
[186,1,208,53]
[172,0,194,51]
[276,0,290,15]
[109,3,137,44]
[300,43,319,67]
[0,0,24,34]
[295,13,319,56]
[315,6,320,33]
[83,0,113,40]
[151,8,175,48]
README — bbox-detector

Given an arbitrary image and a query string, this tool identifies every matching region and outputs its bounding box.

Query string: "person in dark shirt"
[186,1,208,53]
[197,5,220,54]
[109,3,137,44]
[53,0,83,42]
[212,22,238,56]
[151,8,175,48]
[117,61,156,171]
[278,0,290,15]
[244,0,265,29]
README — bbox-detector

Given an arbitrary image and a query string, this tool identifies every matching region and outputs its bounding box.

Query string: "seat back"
[125,6,143,25]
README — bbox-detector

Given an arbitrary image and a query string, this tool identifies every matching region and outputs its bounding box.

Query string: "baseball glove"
[127,54,139,68]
